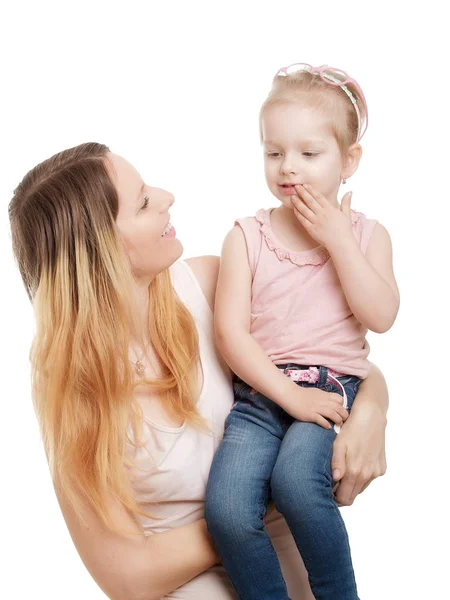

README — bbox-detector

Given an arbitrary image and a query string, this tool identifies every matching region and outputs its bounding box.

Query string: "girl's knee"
[205,498,265,540]
[271,462,331,514]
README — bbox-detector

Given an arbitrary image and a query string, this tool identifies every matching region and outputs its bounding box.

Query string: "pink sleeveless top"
[236,208,378,379]
[126,260,315,600]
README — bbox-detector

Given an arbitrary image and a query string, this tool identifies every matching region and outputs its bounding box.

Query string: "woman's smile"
[161,221,176,238]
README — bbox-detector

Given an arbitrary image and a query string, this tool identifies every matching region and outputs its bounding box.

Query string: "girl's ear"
[341,143,363,180]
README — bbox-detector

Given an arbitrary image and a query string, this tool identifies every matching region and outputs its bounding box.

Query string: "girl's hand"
[330,402,387,506]
[291,184,354,250]
[284,386,349,429]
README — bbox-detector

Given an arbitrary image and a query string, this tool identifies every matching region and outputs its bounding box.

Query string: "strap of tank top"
[169,260,213,326]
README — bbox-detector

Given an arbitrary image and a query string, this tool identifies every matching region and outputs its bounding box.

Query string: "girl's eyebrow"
[263,139,325,146]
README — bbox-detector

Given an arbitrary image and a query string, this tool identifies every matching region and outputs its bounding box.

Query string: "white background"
[1,1,448,598]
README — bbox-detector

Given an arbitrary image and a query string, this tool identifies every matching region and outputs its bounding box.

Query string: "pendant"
[135,360,145,378]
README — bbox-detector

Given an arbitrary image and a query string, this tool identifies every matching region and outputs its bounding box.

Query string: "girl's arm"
[331,361,388,506]
[214,227,298,402]
[327,223,400,333]
[213,226,344,425]
[55,481,220,600]
[291,186,400,333]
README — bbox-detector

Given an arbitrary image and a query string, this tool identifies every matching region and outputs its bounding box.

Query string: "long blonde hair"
[9,142,206,533]
[259,68,368,157]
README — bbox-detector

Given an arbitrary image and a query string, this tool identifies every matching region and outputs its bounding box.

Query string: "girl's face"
[108,153,183,281]
[262,102,349,209]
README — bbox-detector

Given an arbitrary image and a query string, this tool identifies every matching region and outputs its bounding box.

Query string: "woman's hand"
[290,183,354,250]
[330,399,387,506]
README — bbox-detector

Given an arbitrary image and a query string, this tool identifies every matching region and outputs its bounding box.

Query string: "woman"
[9,143,388,600]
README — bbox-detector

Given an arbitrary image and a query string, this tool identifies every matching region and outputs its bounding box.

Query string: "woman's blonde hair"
[259,69,368,157]
[9,142,207,533]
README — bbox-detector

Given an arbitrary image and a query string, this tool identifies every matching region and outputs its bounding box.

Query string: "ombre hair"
[9,142,206,533]
[259,70,368,157]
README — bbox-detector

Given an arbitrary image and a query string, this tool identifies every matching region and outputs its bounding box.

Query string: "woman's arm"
[55,482,219,600]
[331,362,388,506]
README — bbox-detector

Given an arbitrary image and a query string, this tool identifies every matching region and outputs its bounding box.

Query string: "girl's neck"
[269,205,312,252]
[269,206,317,251]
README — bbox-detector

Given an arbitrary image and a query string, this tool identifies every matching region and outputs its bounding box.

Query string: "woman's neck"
[129,278,152,347]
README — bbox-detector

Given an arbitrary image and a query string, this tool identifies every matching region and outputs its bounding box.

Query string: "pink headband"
[276,63,369,142]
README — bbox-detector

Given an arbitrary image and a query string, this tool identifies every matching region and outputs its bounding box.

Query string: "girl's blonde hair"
[9,142,207,534]
[259,69,368,157]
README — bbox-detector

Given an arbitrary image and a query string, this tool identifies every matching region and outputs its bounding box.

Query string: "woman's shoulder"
[179,256,220,311]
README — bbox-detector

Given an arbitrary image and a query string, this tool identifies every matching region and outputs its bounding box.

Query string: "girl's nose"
[280,158,298,176]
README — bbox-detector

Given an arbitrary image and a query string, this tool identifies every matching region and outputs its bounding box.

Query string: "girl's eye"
[141,196,150,210]
[267,152,281,158]
[303,152,318,158]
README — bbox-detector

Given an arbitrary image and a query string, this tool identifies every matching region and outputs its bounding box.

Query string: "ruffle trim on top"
[255,208,361,266]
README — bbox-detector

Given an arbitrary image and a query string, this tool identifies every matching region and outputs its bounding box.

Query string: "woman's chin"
[173,238,184,260]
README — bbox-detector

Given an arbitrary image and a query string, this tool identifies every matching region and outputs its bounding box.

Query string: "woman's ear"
[341,143,363,180]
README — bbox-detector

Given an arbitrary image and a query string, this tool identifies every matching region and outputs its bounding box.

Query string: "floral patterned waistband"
[283,366,344,383]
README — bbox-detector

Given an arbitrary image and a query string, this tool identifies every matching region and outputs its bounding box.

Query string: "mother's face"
[107,153,182,281]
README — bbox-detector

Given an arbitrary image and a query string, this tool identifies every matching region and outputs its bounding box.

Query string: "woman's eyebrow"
[136,182,145,204]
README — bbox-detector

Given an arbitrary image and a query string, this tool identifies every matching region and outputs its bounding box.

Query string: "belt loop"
[318,366,328,387]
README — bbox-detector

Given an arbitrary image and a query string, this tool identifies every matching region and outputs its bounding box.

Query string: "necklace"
[129,342,151,378]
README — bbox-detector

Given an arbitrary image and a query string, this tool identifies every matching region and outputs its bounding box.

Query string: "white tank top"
[127,260,314,600]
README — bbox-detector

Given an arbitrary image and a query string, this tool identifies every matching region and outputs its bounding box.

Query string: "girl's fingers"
[292,195,315,220]
[295,184,321,212]
[338,407,349,420]
[292,204,314,226]
[330,410,343,426]
[340,192,352,215]
[301,183,328,209]
[329,397,348,420]
[330,393,345,404]
[322,407,343,425]
[316,415,333,430]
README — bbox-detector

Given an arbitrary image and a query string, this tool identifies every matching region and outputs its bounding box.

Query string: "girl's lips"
[279,184,297,196]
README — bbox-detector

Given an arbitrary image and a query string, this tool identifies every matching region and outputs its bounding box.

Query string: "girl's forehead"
[264,102,330,124]
[262,105,334,143]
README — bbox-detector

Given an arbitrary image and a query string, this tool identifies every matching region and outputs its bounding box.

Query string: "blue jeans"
[205,365,361,600]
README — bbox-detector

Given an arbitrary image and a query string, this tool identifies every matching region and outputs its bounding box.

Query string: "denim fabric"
[205,365,361,600]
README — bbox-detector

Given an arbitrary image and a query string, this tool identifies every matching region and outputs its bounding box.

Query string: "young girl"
[205,63,399,599]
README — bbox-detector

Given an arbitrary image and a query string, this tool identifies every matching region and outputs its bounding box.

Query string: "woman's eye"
[141,196,150,210]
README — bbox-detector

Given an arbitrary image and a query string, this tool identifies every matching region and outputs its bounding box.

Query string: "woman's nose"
[166,194,175,209]
[157,188,175,211]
